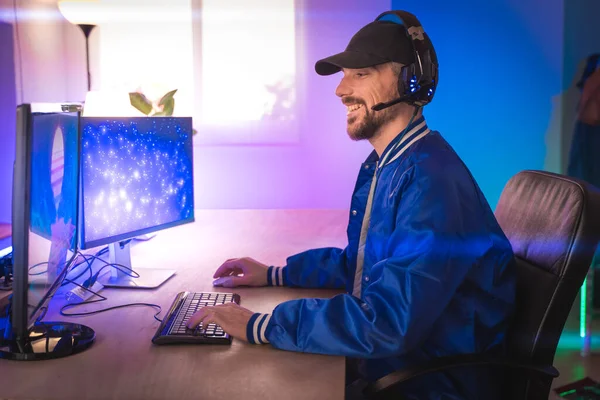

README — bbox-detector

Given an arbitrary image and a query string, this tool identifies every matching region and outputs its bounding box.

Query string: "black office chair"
[363,170,600,400]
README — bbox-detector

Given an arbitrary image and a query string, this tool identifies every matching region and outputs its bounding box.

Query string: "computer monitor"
[0,104,95,361]
[78,116,195,288]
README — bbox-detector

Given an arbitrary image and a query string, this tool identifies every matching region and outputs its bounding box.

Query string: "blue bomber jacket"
[246,116,516,399]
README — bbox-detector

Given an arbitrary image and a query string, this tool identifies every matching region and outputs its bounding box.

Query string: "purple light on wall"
[192,0,389,210]
[0,22,17,223]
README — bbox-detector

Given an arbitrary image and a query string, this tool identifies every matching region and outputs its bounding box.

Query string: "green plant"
[129,89,197,135]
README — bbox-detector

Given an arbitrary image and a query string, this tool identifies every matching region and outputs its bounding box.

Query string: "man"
[188,10,516,399]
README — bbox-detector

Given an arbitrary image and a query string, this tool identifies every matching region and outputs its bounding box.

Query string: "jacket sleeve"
[247,164,498,357]
[266,247,349,289]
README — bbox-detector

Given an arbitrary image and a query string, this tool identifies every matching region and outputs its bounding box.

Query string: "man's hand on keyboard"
[186,302,254,342]
[212,257,269,288]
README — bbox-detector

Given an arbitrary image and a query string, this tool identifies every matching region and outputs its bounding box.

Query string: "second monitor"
[78,116,195,288]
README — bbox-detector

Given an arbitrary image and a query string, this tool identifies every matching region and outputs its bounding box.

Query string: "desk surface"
[1,210,348,400]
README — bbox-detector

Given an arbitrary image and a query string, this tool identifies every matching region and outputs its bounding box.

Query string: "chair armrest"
[363,353,559,397]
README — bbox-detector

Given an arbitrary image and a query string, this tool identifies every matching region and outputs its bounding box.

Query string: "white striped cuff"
[267,266,285,286]
[246,313,272,344]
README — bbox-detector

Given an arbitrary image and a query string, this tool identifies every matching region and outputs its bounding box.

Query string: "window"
[193,0,300,144]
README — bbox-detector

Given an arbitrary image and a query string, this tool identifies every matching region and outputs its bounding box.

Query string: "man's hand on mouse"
[212,257,269,288]
[186,302,255,342]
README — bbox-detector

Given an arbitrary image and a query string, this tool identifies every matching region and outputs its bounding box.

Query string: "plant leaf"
[158,89,178,107]
[161,97,174,116]
[129,92,153,115]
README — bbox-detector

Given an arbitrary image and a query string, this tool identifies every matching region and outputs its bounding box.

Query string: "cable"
[36,306,47,323]
[27,241,126,286]
[28,261,49,276]
[62,300,163,322]
[90,256,140,280]
[56,246,108,287]
[21,236,162,323]
[60,252,95,286]
[58,251,162,322]
[12,0,24,104]
[133,235,154,242]
[59,279,162,322]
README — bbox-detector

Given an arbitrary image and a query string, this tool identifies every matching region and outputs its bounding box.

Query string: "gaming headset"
[577,53,600,90]
[371,10,439,111]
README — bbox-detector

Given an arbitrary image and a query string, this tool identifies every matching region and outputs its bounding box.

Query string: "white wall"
[8,0,568,213]
[1,0,87,104]
[0,16,16,223]
[190,0,390,209]
[92,0,194,116]
[0,0,89,222]
[66,0,390,210]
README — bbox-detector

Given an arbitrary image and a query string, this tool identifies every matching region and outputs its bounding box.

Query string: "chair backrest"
[494,170,600,399]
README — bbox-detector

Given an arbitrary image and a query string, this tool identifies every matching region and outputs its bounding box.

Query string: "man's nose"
[335,76,352,98]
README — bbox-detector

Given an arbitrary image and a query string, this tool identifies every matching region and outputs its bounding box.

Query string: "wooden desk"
[0,210,348,400]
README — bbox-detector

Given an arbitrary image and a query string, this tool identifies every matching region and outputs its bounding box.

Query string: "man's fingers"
[186,308,210,329]
[221,276,245,288]
[226,267,243,276]
[187,304,229,330]
[213,259,241,278]
[213,275,247,288]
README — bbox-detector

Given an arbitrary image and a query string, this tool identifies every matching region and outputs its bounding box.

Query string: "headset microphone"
[371,96,409,111]
[371,81,435,111]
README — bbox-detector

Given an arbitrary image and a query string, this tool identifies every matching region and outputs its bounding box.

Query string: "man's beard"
[346,88,400,141]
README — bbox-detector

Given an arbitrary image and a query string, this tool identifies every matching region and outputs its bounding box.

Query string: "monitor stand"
[98,241,175,289]
[0,299,95,361]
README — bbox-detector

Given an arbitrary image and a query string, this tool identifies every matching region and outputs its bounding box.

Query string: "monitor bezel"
[12,104,33,340]
[12,105,83,340]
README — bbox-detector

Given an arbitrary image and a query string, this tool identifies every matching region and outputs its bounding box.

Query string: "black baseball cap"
[315,20,415,76]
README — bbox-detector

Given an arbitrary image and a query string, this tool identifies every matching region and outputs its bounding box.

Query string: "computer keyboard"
[152,291,240,345]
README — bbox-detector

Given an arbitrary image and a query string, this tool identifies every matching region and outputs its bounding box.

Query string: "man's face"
[335,63,400,141]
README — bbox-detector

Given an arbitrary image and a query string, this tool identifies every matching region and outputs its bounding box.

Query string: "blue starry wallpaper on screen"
[80,117,194,246]
[30,112,79,248]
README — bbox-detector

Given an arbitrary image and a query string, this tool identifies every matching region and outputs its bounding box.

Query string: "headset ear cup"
[376,10,439,106]
[398,65,410,97]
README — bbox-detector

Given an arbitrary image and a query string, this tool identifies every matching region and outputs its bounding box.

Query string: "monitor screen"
[80,117,194,249]
[27,111,79,324]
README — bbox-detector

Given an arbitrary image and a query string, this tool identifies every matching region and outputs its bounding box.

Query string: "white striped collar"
[378,117,430,168]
